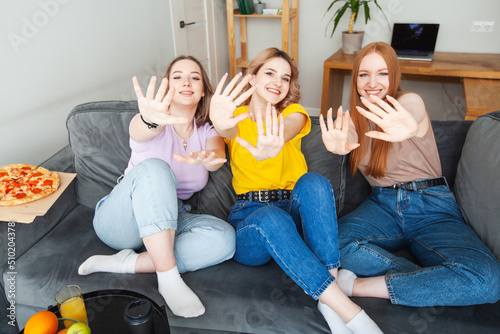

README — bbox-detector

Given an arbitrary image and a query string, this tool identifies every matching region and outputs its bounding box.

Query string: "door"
[171,0,219,85]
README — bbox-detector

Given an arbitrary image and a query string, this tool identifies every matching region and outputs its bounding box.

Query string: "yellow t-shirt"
[225,103,311,195]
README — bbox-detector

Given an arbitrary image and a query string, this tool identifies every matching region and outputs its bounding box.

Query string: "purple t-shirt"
[125,120,218,199]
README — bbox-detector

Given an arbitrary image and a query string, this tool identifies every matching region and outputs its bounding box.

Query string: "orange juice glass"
[55,285,88,328]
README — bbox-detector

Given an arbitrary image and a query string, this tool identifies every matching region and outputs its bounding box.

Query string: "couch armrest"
[40,145,75,173]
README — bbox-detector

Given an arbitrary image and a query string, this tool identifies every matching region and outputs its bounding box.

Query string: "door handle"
[180,21,196,28]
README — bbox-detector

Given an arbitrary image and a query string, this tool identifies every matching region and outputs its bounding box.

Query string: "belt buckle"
[258,191,270,202]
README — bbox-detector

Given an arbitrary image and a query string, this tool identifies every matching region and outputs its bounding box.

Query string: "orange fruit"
[56,329,69,334]
[24,310,59,334]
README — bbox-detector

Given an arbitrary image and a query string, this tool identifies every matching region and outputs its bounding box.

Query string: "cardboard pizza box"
[0,172,77,224]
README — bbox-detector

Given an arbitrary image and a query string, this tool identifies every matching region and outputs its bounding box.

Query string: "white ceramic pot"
[342,31,364,54]
[255,3,265,15]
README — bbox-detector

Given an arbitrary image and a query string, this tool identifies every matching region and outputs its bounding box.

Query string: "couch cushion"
[431,119,473,190]
[303,117,346,214]
[66,101,138,208]
[196,159,236,220]
[455,110,500,261]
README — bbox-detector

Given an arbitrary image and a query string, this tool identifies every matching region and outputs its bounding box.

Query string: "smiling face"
[252,57,291,106]
[167,59,205,107]
[356,52,390,102]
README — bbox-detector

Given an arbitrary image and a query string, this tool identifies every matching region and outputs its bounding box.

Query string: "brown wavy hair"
[163,55,213,127]
[349,42,402,178]
[244,48,301,111]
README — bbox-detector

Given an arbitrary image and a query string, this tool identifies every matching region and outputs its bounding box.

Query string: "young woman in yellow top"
[210,48,382,334]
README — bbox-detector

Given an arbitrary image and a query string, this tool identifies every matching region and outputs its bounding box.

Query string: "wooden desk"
[321,50,500,119]
[462,78,500,120]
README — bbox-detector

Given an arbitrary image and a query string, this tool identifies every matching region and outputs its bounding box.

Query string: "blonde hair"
[348,42,402,178]
[163,55,213,126]
[245,47,300,111]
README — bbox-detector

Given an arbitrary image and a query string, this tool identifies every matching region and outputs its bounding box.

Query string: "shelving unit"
[226,0,299,77]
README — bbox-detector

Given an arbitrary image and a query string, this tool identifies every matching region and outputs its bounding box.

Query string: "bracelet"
[140,115,159,129]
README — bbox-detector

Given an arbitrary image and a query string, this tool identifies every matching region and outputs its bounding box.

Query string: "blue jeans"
[227,173,339,299]
[93,158,235,273]
[338,184,500,306]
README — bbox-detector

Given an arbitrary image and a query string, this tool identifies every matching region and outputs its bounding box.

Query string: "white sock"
[346,310,383,334]
[78,249,138,275]
[337,269,357,297]
[318,301,354,334]
[157,266,205,318]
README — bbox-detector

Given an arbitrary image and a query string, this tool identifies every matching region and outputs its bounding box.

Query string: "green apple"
[67,322,91,334]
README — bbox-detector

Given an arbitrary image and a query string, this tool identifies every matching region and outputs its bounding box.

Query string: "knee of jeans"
[338,238,361,258]
[449,259,500,303]
[248,206,293,234]
[138,158,171,173]
[138,158,177,183]
[473,259,500,302]
[210,221,237,260]
[338,236,354,250]
[296,172,328,188]
[295,172,333,197]
[338,222,361,249]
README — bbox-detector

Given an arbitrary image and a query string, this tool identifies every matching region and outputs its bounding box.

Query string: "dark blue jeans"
[338,184,500,306]
[228,173,340,299]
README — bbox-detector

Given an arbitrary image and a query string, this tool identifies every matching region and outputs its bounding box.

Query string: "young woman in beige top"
[320,42,500,326]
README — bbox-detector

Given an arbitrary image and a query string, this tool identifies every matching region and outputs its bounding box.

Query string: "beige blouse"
[357,117,442,187]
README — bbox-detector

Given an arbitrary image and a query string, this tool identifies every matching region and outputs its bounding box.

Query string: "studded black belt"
[384,177,447,191]
[237,189,292,202]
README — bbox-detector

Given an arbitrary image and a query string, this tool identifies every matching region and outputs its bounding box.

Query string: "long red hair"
[349,42,402,178]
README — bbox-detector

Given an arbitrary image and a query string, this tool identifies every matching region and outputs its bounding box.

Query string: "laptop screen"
[391,23,440,53]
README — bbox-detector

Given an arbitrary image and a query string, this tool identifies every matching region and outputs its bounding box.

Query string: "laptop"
[391,23,440,61]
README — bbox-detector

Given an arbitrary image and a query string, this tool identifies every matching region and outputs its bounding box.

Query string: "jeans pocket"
[421,185,453,197]
[420,186,462,217]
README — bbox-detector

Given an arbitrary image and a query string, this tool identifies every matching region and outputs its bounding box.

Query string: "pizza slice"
[4,164,37,180]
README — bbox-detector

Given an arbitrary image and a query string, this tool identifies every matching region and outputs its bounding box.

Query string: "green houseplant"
[326,0,389,54]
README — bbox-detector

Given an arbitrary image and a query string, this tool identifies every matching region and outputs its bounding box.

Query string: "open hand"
[133,76,189,126]
[210,73,256,131]
[173,150,227,167]
[320,106,359,155]
[357,95,418,142]
[236,103,284,161]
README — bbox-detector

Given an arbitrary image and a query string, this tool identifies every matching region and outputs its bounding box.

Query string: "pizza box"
[0,172,77,224]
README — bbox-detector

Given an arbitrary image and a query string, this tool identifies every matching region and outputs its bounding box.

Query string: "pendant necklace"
[183,140,188,150]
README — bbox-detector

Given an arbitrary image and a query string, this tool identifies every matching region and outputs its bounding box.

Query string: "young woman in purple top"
[78,56,236,318]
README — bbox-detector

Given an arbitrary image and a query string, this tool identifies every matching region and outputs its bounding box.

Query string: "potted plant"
[255,1,266,15]
[326,0,389,54]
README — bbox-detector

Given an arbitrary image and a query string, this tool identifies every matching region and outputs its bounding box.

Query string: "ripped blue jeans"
[227,173,340,299]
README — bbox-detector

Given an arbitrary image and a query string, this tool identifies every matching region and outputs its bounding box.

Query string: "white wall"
[2,0,499,164]
[219,0,500,119]
[1,0,175,165]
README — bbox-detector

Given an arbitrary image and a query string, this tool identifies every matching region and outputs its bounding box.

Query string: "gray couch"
[2,101,500,334]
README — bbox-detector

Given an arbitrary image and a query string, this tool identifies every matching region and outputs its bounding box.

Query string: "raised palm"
[236,104,284,161]
[320,106,359,155]
[357,95,418,142]
[133,76,188,126]
[210,73,256,131]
